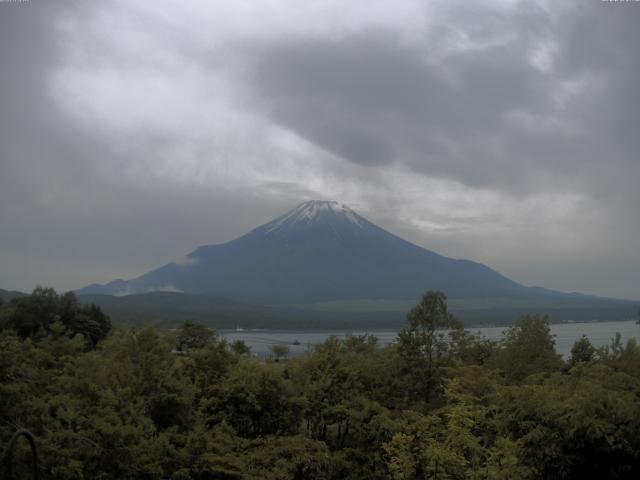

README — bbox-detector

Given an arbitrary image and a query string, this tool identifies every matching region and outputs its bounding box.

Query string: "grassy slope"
[78,292,395,329]
[77,292,640,330]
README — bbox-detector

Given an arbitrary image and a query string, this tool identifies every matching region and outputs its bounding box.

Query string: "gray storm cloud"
[0,0,639,299]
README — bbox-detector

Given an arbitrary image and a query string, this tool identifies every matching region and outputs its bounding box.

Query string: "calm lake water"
[221,320,640,358]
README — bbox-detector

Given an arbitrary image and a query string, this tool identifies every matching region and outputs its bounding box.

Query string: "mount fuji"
[78,200,576,304]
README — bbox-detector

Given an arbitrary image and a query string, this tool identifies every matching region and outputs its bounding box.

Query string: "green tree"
[598,333,640,377]
[448,328,498,366]
[271,344,290,360]
[2,287,110,347]
[181,337,235,403]
[569,335,596,366]
[176,320,214,352]
[7,286,59,338]
[397,291,462,403]
[230,339,252,356]
[63,300,111,347]
[494,314,563,383]
[205,360,302,438]
[104,327,193,430]
[296,336,358,441]
[239,435,331,480]
[494,364,640,479]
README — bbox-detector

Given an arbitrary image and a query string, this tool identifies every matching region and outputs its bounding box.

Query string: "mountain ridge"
[76,200,602,304]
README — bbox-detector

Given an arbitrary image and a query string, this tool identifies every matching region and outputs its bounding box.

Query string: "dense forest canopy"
[2,288,640,479]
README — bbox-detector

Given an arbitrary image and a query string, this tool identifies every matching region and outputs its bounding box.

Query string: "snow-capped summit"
[264,200,364,234]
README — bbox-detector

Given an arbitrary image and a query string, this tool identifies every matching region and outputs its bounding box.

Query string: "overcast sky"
[1,0,639,299]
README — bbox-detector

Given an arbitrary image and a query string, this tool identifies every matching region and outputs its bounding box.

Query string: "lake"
[221,320,640,358]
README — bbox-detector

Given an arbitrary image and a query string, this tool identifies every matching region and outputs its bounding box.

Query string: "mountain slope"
[77,200,586,304]
[0,288,28,303]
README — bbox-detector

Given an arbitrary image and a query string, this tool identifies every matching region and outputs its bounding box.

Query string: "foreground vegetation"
[2,289,640,479]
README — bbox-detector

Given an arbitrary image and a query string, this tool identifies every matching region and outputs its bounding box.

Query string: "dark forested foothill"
[0,287,111,347]
[1,289,640,479]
